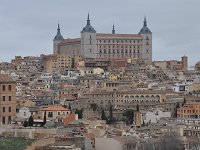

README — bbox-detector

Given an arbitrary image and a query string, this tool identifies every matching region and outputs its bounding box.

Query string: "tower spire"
[57,22,61,35]
[112,24,115,34]
[81,13,96,33]
[87,13,90,25]
[144,16,147,27]
[57,21,60,30]
[138,16,151,34]
[53,22,64,41]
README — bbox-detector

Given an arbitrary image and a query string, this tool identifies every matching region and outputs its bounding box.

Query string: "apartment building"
[177,102,200,119]
[0,74,16,124]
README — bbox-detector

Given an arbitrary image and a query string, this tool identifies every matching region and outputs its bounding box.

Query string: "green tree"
[174,102,180,117]
[183,97,186,105]
[43,111,47,125]
[107,105,113,124]
[142,120,145,126]
[28,115,34,126]
[176,102,180,108]
[123,109,135,125]
[23,120,28,127]
[90,103,98,111]
[75,109,83,119]
[101,109,106,120]
[136,104,139,111]
[68,103,72,111]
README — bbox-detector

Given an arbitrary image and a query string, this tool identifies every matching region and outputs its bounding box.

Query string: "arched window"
[125,95,129,99]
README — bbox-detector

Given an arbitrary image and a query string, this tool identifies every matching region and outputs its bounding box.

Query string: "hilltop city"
[1,14,200,150]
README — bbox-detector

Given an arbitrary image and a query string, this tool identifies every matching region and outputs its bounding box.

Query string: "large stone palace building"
[53,14,152,64]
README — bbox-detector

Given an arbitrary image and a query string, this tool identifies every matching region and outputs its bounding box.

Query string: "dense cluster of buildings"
[1,14,200,149]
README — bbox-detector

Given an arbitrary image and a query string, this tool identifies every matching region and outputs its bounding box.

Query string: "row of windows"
[117,99,160,103]
[1,116,12,124]
[99,49,140,54]
[47,111,69,117]
[125,95,160,98]
[98,40,141,44]
[1,96,12,101]
[99,54,141,58]
[1,85,12,91]
[99,45,141,49]
[2,106,12,113]
[87,99,159,104]
[179,109,200,114]
[91,94,160,98]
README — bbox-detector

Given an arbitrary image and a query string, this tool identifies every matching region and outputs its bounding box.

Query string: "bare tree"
[159,132,182,150]
[137,132,182,150]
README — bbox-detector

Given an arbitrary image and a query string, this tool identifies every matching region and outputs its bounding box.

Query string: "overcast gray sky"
[0,0,199,66]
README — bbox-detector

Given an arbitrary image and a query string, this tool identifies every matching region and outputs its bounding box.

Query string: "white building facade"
[142,108,171,124]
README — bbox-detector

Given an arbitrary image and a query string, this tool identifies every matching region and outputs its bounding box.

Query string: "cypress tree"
[136,104,139,111]
[28,115,34,126]
[101,109,106,120]
[43,110,47,125]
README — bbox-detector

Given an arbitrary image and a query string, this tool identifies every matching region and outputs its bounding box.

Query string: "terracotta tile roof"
[0,74,15,83]
[84,133,95,139]
[64,38,81,43]
[96,33,142,39]
[42,106,69,111]
[60,94,76,100]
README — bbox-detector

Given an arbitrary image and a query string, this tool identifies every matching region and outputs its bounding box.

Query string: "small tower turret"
[81,13,97,58]
[54,23,64,41]
[182,55,188,71]
[112,24,115,34]
[53,23,64,54]
[139,17,152,64]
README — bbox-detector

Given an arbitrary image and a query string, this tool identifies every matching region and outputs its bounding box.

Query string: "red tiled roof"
[0,74,15,83]
[42,106,69,111]
[96,33,142,39]
[64,38,81,43]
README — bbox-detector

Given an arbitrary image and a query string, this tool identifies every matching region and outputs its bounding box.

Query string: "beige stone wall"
[195,62,200,71]
[188,83,200,92]
[0,81,16,124]
[43,54,82,73]
[59,43,81,56]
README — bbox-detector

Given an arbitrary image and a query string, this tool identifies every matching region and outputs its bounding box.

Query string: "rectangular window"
[9,96,11,101]
[8,116,11,124]
[2,85,6,91]
[3,96,5,101]
[48,112,53,117]
[3,107,5,112]
[8,85,11,91]
[9,107,11,112]
[2,117,5,124]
